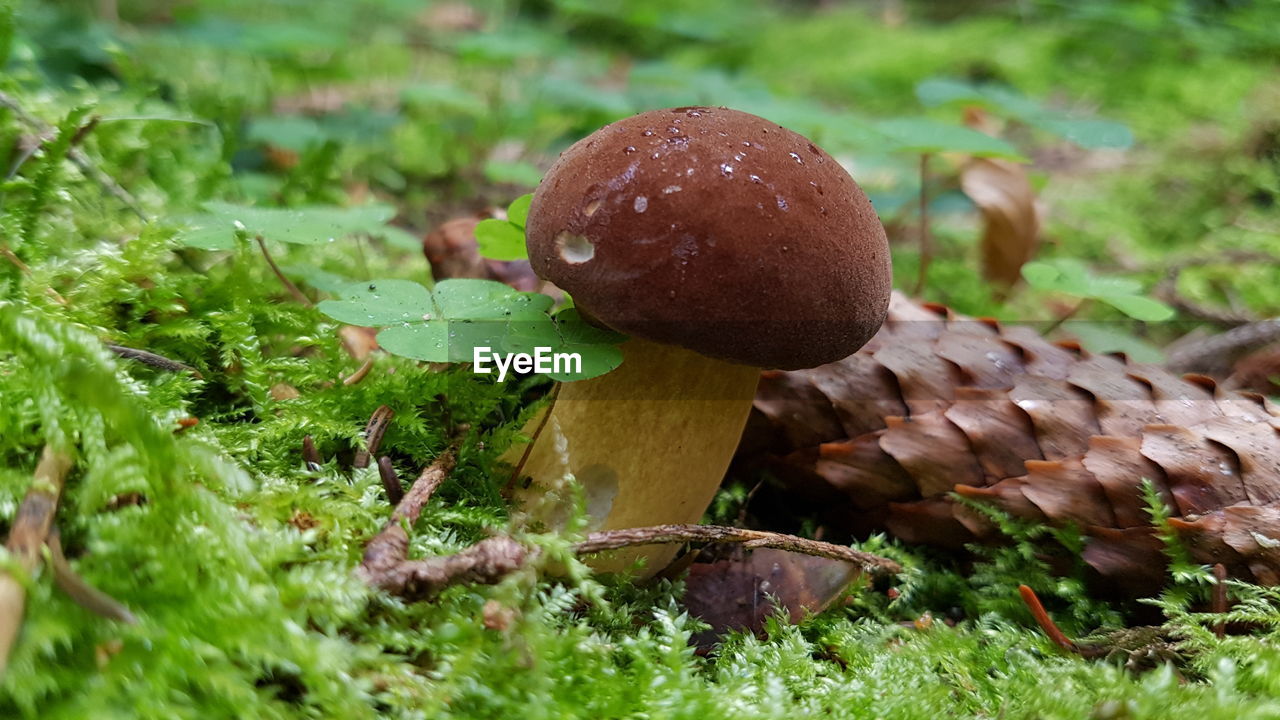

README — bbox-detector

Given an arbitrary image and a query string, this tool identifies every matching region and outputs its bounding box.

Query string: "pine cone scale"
[743,291,1280,594]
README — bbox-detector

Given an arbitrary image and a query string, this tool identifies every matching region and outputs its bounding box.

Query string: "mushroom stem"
[508,337,761,575]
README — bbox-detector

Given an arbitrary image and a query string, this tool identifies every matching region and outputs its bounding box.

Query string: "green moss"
[3,1,1280,717]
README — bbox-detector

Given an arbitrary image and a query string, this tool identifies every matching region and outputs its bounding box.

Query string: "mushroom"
[509,106,892,574]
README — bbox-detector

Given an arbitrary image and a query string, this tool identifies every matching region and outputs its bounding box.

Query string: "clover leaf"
[873,117,1025,160]
[316,278,623,380]
[916,79,1134,150]
[1021,260,1174,322]
[178,202,397,250]
[475,194,533,261]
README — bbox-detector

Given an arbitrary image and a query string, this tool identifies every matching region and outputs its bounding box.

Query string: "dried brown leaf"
[682,547,862,649]
[960,158,1040,290]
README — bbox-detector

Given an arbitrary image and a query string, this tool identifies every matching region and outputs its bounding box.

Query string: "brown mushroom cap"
[525,106,892,370]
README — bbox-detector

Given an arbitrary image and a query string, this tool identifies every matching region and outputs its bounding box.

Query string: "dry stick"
[363,524,902,600]
[0,91,147,222]
[354,405,394,469]
[1042,299,1089,337]
[573,525,902,573]
[1017,584,1079,653]
[47,531,137,625]
[255,236,313,308]
[359,448,460,580]
[912,153,931,296]
[504,382,562,492]
[1212,563,1228,639]
[0,245,31,274]
[343,358,375,386]
[377,456,404,506]
[1166,318,1280,374]
[0,446,74,677]
[106,343,202,378]
[361,447,902,599]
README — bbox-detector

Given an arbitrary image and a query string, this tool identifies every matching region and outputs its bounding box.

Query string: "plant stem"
[1042,298,1088,336]
[1018,584,1078,652]
[913,153,931,295]
[353,405,394,469]
[255,235,313,307]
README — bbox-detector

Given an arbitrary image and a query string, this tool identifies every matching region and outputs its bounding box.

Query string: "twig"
[47,530,137,625]
[0,446,74,677]
[912,153,931,296]
[1017,584,1079,653]
[1043,299,1088,336]
[360,446,902,599]
[359,448,459,579]
[0,91,147,222]
[0,245,30,274]
[505,382,561,492]
[362,523,901,601]
[343,358,374,386]
[1212,563,1227,639]
[573,525,902,573]
[106,343,201,377]
[255,236,313,307]
[353,405,394,469]
[377,456,403,506]
[1165,318,1280,374]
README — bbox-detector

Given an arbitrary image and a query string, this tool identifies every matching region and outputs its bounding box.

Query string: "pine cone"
[746,292,1280,596]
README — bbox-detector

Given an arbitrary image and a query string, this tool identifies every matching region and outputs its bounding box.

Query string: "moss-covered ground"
[3,1,1280,717]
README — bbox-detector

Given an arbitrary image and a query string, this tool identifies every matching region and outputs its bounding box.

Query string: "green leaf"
[178,203,396,250]
[1065,323,1166,363]
[915,78,988,108]
[1020,260,1073,292]
[432,278,552,318]
[484,161,545,188]
[500,309,626,381]
[1097,294,1176,322]
[507,194,533,228]
[916,78,1134,150]
[1035,118,1135,151]
[399,83,486,114]
[314,279,601,368]
[280,265,355,295]
[374,323,450,362]
[475,218,529,261]
[317,280,435,326]
[372,225,427,252]
[246,115,328,151]
[1021,260,1173,321]
[874,118,1024,159]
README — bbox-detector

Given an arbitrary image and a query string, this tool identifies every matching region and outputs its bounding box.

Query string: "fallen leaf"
[339,325,379,360]
[961,157,1040,291]
[681,547,863,650]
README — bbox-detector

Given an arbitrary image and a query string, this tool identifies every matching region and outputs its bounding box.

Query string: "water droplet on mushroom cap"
[523,106,892,370]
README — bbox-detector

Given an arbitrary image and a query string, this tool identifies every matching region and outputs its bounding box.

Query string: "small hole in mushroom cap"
[556,232,595,264]
[582,199,602,217]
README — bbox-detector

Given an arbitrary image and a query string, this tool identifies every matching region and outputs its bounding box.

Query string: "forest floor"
[3,1,1280,718]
